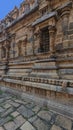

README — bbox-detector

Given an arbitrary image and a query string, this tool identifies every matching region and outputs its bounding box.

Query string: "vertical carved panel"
[1,45,6,59]
[49,26,56,52]
[18,41,22,57]
[55,18,63,45]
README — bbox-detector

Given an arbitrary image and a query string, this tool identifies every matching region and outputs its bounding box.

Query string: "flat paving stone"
[1,107,13,118]
[14,99,27,105]
[38,110,52,122]
[11,111,20,117]
[28,115,38,123]
[51,125,62,130]
[25,102,35,109]
[3,103,11,109]
[0,116,11,126]
[0,99,4,103]
[14,115,26,127]
[0,107,4,113]
[9,101,20,107]
[4,121,16,130]
[17,105,34,118]
[0,127,5,130]
[4,99,12,104]
[4,96,11,100]
[33,118,49,130]
[20,121,35,130]
[32,106,41,114]
[55,115,72,130]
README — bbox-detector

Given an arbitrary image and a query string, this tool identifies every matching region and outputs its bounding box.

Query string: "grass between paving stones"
[43,106,49,111]
[23,116,28,120]
[9,115,15,121]
[12,95,18,100]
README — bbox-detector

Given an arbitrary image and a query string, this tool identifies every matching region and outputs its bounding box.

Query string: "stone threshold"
[0,85,73,121]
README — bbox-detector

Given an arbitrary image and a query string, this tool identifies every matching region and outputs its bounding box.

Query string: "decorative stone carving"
[34,27,40,38]
[62,81,68,91]
[57,2,72,40]
[62,81,67,87]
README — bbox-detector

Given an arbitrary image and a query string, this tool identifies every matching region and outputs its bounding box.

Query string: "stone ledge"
[32,66,58,70]
[2,76,73,87]
[2,78,73,95]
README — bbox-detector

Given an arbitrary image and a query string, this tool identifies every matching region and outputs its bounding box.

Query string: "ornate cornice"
[57,1,72,18]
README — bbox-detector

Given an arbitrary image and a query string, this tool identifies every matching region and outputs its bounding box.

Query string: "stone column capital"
[34,27,40,35]
[49,26,56,34]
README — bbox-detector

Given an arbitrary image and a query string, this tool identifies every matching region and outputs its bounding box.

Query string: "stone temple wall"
[0,0,73,105]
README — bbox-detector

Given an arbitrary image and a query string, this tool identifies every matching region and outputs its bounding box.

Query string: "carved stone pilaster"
[49,26,56,53]
[1,44,6,59]
[0,45,2,59]
[62,13,70,40]
[37,30,42,52]
[57,2,72,40]
[5,40,11,60]
[23,35,27,56]
[34,27,40,38]
[18,40,23,57]
[10,33,16,58]
[1,40,11,74]
[31,27,35,55]
[34,27,41,53]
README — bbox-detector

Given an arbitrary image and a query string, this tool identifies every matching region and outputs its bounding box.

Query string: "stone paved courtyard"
[0,90,72,130]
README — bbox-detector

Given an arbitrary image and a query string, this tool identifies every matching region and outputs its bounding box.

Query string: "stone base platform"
[0,76,73,103]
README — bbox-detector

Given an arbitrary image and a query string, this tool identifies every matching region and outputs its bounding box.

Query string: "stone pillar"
[58,2,72,41]
[21,40,24,56]
[6,41,10,60]
[3,40,10,74]
[11,34,16,58]
[18,41,21,57]
[32,27,35,55]
[0,45,2,60]
[49,26,56,53]
[62,13,70,40]
[5,46,8,59]
[62,6,72,49]
[34,27,41,54]
[1,44,6,59]
[22,35,27,56]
